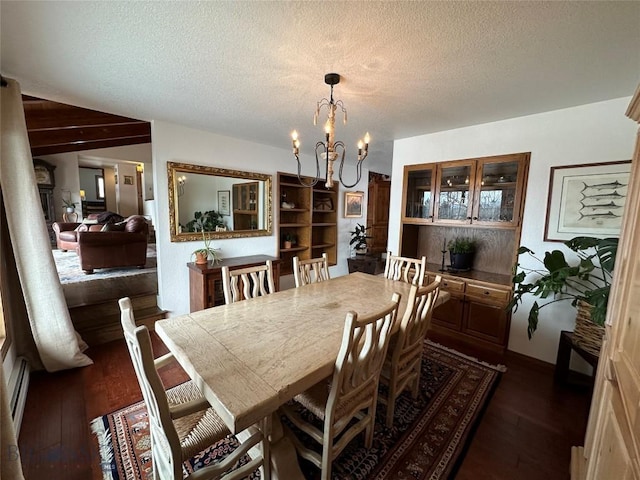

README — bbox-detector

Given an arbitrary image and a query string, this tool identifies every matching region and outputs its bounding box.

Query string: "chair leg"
[320,440,333,480]
[365,405,375,448]
[411,362,422,399]
[385,391,396,428]
[260,417,271,480]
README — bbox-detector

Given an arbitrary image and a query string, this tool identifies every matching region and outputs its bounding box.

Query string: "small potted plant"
[62,198,76,213]
[191,230,222,265]
[283,233,297,249]
[508,236,618,356]
[448,237,477,271]
[349,223,371,256]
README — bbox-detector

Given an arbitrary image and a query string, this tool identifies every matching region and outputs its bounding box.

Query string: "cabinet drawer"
[438,277,465,293]
[466,283,510,305]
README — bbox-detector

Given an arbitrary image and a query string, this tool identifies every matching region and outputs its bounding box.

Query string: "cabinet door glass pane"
[438,165,471,220]
[405,169,433,219]
[477,161,519,222]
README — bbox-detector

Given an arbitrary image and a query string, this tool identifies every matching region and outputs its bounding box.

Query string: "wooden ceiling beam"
[22,95,151,156]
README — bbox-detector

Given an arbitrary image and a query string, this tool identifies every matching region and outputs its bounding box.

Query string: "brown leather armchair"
[77,215,149,274]
[52,222,104,251]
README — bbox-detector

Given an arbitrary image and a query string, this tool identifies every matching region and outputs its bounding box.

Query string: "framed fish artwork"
[544,160,631,241]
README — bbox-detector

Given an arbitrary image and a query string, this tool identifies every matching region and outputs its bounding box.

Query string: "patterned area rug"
[91,340,504,480]
[52,244,156,284]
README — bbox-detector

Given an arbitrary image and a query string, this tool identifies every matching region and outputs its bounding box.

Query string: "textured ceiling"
[1,1,639,173]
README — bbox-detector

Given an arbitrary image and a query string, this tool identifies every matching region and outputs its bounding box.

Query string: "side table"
[347,255,384,275]
[554,330,599,386]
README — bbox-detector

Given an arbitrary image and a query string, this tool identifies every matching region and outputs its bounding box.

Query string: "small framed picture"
[123,175,134,185]
[344,191,364,218]
[218,190,231,215]
[544,160,631,241]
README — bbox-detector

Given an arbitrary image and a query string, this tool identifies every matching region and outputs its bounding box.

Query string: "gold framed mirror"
[168,161,272,241]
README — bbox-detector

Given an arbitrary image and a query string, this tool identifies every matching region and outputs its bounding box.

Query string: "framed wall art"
[344,191,364,218]
[123,175,134,185]
[544,160,631,241]
[218,190,230,215]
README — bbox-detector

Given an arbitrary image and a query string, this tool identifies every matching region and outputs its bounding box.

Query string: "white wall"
[42,143,152,219]
[151,120,373,315]
[390,97,636,363]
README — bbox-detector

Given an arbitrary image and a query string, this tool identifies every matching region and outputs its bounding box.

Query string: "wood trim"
[625,83,640,121]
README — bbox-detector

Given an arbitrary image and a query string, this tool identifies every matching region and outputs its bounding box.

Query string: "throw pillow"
[100,222,126,232]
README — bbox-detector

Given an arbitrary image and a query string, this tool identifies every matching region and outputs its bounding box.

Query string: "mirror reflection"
[168,161,272,241]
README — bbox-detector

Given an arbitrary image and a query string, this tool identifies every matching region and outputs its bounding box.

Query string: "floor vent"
[8,356,30,434]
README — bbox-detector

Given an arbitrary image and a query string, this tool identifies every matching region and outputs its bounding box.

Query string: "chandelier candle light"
[291,73,369,189]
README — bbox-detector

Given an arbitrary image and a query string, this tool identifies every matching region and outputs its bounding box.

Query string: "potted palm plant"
[508,236,618,356]
[349,223,371,256]
[62,198,76,213]
[448,237,477,271]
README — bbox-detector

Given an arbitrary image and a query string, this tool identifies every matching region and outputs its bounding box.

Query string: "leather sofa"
[77,215,149,274]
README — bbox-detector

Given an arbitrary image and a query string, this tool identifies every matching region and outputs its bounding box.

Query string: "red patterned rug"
[91,340,504,479]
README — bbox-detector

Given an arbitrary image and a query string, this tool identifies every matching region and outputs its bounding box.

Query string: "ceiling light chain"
[291,73,369,189]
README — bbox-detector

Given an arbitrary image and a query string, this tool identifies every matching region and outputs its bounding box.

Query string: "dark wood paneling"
[22,95,151,156]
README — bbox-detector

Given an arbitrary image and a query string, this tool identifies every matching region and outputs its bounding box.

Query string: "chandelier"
[291,73,369,189]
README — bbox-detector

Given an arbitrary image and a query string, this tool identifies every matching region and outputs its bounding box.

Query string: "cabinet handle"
[484,291,490,295]
[466,216,472,220]
[428,215,433,219]
[473,216,478,220]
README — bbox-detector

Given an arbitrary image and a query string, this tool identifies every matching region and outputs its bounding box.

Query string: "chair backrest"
[383,251,426,286]
[392,276,441,368]
[293,253,331,287]
[326,293,400,431]
[119,297,182,479]
[222,260,275,304]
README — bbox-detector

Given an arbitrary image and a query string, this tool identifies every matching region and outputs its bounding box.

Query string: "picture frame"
[218,190,231,215]
[544,160,631,242]
[344,191,364,218]
[123,175,134,185]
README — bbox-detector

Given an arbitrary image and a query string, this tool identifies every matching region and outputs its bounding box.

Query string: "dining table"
[155,271,449,479]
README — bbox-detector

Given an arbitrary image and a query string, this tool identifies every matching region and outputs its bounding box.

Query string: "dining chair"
[118,297,270,480]
[281,292,401,480]
[221,260,276,304]
[378,276,441,427]
[383,251,427,286]
[293,253,331,287]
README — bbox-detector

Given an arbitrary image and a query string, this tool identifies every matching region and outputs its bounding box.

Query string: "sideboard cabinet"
[427,267,512,354]
[188,255,281,312]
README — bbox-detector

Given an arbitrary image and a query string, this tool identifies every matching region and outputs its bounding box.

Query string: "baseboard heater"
[8,356,30,434]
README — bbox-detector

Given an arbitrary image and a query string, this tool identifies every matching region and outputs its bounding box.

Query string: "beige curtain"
[1,77,92,371]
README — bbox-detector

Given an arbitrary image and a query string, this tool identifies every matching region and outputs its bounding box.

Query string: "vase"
[449,252,475,271]
[573,300,605,357]
[195,252,208,265]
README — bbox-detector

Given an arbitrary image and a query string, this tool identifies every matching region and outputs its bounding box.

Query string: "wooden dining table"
[155,272,449,478]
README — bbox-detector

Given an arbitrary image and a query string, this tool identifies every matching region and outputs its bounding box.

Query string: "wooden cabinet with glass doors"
[402,152,530,228]
[232,181,259,230]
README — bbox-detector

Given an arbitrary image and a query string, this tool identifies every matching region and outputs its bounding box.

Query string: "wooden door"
[367,178,390,254]
[574,87,640,480]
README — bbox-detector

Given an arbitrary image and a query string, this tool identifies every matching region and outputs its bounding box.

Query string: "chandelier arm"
[335,141,365,189]
[295,152,319,187]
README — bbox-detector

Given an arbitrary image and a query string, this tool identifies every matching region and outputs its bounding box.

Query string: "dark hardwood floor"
[18,335,592,480]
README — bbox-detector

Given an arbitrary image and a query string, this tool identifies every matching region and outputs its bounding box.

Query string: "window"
[96,175,105,199]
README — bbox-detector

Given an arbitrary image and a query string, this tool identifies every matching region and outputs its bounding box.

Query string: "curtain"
[1,77,92,371]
